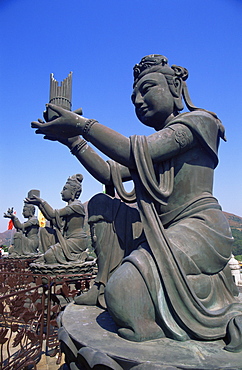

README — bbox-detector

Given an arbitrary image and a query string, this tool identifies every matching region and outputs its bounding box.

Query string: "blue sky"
[0,0,242,232]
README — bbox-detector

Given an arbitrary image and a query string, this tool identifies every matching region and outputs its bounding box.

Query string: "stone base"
[5,254,40,259]
[30,260,97,276]
[58,302,242,370]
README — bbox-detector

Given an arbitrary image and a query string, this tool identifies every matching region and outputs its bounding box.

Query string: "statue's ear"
[170,77,183,111]
[173,77,182,97]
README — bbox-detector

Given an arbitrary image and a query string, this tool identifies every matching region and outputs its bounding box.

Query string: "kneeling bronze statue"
[31,54,242,352]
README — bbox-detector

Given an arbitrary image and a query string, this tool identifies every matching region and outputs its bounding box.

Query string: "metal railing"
[0,258,95,369]
[0,284,45,370]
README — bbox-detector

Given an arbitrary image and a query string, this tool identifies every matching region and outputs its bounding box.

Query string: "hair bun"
[75,174,83,183]
[171,65,189,81]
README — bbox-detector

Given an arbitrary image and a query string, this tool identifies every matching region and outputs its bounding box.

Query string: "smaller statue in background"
[4,202,39,257]
[25,174,88,266]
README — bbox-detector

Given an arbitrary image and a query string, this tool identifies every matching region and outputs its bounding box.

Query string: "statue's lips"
[137,107,149,115]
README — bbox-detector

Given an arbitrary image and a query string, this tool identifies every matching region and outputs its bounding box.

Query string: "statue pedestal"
[58,302,242,370]
[30,260,97,275]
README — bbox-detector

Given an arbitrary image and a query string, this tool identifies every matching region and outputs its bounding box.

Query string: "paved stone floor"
[36,342,66,369]
[36,352,66,370]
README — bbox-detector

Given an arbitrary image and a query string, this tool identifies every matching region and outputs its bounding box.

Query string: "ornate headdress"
[133,54,188,87]
[133,54,226,140]
[66,174,83,197]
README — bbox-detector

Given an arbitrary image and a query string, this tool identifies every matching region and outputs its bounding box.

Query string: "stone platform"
[58,302,242,370]
[30,260,97,275]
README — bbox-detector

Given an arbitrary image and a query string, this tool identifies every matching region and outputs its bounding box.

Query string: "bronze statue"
[25,174,88,265]
[4,203,39,256]
[31,55,242,352]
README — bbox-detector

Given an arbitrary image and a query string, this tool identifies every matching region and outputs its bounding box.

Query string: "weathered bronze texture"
[31,54,242,353]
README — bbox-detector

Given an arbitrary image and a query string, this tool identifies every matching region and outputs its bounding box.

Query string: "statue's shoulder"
[68,200,85,215]
[169,111,221,165]
[25,216,39,226]
[168,111,220,141]
[169,110,217,127]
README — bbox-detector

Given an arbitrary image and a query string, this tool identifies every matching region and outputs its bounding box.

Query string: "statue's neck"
[155,112,179,131]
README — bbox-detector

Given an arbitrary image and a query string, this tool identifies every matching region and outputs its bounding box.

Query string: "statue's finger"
[46,103,65,114]
[44,135,57,141]
[73,107,83,116]
[35,129,46,135]
[32,120,53,129]
[31,121,42,128]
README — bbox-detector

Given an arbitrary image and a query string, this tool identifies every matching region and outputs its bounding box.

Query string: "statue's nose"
[134,92,144,108]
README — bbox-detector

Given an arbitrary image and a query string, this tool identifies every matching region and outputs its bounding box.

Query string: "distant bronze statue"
[4,203,39,257]
[25,174,88,265]
[31,55,242,352]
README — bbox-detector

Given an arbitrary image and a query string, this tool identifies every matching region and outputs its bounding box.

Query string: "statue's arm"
[146,123,195,162]
[32,105,194,168]
[79,123,134,168]
[57,206,76,217]
[83,121,194,165]
[37,201,56,221]
[68,137,132,184]
[19,218,36,230]
[11,216,24,230]
[3,209,23,230]
[32,104,134,169]
[25,196,55,221]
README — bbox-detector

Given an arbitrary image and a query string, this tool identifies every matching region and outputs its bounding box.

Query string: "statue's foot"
[9,253,18,257]
[86,255,94,261]
[34,255,45,263]
[74,283,99,306]
[118,322,164,342]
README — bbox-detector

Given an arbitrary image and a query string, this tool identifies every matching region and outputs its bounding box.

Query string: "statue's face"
[131,72,175,130]
[61,184,73,202]
[22,206,32,218]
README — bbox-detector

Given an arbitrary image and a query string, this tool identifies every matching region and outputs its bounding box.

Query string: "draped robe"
[101,111,242,351]
[40,200,87,264]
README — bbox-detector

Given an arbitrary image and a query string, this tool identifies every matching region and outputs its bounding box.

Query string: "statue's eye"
[141,83,154,95]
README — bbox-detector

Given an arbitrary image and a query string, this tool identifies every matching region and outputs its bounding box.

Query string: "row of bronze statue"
[3,54,242,352]
[4,174,90,267]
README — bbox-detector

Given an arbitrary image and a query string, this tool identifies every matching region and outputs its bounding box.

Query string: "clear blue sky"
[0,0,241,232]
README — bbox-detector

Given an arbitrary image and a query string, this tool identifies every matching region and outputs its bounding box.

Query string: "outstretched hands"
[25,195,43,206]
[3,207,14,219]
[31,104,88,140]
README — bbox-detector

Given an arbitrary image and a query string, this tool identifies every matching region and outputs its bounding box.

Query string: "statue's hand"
[41,132,80,149]
[3,207,14,218]
[25,195,43,206]
[42,106,83,125]
[37,107,83,147]
[31,104,87,138]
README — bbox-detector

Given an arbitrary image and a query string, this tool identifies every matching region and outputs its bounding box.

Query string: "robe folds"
[41,200,87,264]
[11,217,39,255]
[105,111,242,352]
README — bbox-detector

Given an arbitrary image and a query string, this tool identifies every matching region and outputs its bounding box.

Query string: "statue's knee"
[44,248,56,263]
[39,227,46,237]
[105,262,138,304]
[88,193,121,222]
[14,232,21,240]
